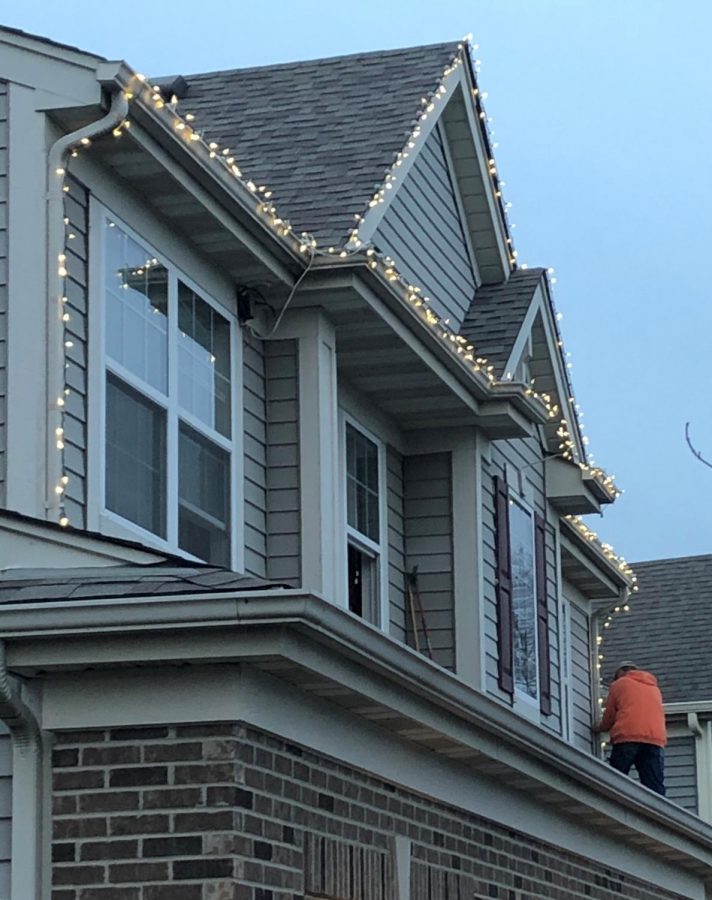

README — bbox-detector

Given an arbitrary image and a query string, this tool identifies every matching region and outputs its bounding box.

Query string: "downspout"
[45,85,129,521]
[687,712,712,823]
[0,640,43,899]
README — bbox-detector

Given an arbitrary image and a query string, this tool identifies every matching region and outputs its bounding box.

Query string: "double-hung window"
[345,421,385,624]
[494,474,551,714]
[102,214,235,566]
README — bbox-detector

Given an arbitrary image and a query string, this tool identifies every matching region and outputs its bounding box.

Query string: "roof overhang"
[3,589,712,877]
[546,457,602,515]
[560,516,631,600]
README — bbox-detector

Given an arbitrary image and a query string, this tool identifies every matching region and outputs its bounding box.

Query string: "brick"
[108,767,168,787]
[82,745,140,766]
[174,763,235,784]
[142,788,203,809]
[78,792,139,813]
[254,840,272,860]
[110,726,169,740]
[53,748,79,767]
[52,891,75,900]
[79,839,138,861]
[53,795,78,815]
[207,785,252,808]
[54,730,105,744]
[143,742,202,762]
[79,890,140,900]
[108,814,169,836]
[175,723,236,738]
[143,835,202,857]
[203,739,239,760]
[53,864,105,885]
[173,857,234,879]
[54,770,104,791]
[108,861,168,882]
[54,818,107,839]
[52,843,76,862]
[143,886,202,900]
[204,884,239,900]
[173,810,233,832]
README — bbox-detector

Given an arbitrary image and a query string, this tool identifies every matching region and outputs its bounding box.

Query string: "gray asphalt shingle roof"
[458,268,543,376]
[0,564,290,604]
[179,42,461,245]
[601,554,712,704]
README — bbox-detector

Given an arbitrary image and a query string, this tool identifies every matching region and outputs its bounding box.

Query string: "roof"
[0,23,103,59]
[178,42,461,245]
[601,554,712,704]
[0,563,290,604]
[459,268,543,376]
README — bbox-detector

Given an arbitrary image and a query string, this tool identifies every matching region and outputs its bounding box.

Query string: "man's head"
[614,661,638,681]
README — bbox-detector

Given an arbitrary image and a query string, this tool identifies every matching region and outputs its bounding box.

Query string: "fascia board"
[560,518,631,593]
[3,590,712,869]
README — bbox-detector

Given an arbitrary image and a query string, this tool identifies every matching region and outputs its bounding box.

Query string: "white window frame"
[88,202,241,568]
[508,491,540,713]
[341,412,389,629]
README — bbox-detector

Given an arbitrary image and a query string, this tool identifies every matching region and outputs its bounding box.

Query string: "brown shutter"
[494,475,514,695]
[535,513,552,715]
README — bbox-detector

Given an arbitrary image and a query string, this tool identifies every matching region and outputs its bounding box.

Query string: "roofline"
[3,589,712,873]
[632,552,712,567]
[0,23,104,67]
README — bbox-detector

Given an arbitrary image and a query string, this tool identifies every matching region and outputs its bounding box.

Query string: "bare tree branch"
[685,422,712,470]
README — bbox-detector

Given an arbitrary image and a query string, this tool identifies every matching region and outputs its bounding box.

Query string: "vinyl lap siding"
[0,83,6,506]
[62,175,89,528]
[0,723,8,896]
[386,446,406,642]
[569,597,593,752]
[265,339,300,584]
[665,735,698,813]
[373,123,476,330]
[403,452,454,670]
[483,439,562,733]
[243,330,267,577]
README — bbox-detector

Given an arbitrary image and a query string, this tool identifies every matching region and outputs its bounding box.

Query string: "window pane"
[178,422,230,566]
[178,282,231,437]
[346,424,379,542]
[348,543,378,622]
[510,502,538,699]
[106,374,166,537]
[104,219,168,392]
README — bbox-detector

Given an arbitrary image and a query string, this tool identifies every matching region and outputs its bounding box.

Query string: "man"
[593,661,666,796]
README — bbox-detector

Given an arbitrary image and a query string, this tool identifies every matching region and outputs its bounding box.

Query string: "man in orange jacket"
[594,661,666,796]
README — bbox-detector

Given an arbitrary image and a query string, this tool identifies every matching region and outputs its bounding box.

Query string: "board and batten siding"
[569,593,594,752]
[373,123,476,331]
[243,333,301,584]
[482,439,562,734]
[403,452,454,670]
[0,82,8,506]
[386,446,406,643]
[62,175,89,529]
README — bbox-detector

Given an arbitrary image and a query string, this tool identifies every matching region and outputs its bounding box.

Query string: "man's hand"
[592,720,604,734]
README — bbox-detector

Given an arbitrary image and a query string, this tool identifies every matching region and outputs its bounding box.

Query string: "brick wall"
[51,722,689,900]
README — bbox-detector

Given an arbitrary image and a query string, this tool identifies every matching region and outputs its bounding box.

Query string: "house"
[602,554,712,822]
[0,23,711,899]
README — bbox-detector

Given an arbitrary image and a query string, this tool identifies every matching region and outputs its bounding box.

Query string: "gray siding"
[265,339,300,584]
[482,438,562,734]
[374,123,476,330]
[665,735,698,813]
[0,82,7,506]
[403,452,454,670]
[386,446,406,642]
[62,175,89,528]
[569,597,594,752]
[243,330,267,578]
[0,723,8,895]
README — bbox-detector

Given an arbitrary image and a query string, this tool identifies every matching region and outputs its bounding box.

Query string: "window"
[102,215,235,566]
[345,421,384,623]
[494,475,551,714]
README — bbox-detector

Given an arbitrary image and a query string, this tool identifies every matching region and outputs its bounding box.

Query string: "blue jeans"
[609,742,665,795]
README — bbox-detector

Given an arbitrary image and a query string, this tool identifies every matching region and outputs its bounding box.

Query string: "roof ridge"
[178,40,462,82]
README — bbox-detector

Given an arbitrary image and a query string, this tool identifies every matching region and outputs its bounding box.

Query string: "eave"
[560,516,632,600]
[3,590,712,878]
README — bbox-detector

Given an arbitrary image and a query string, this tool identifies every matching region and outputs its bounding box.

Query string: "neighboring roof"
[458,268,543,376]
[178,42,461,245]
[601,554,712,704]
[0,563,290,604]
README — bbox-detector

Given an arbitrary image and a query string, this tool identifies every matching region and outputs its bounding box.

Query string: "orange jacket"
[599,670,666,747]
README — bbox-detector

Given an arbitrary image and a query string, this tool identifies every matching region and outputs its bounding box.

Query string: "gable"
[372,123,477,330]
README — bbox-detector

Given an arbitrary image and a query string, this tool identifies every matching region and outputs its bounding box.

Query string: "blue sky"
[6,0,712,563]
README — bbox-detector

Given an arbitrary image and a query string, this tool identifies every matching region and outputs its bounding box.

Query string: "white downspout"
[45,86,129,522]
[0,641,42,899]
[688,712,712,822]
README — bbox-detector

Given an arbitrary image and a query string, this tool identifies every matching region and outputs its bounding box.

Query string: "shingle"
[459,269,543,376]
[601,555,712,703]
[176,42,461,245]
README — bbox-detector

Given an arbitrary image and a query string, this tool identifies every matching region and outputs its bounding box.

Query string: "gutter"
[45,77,129,521]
